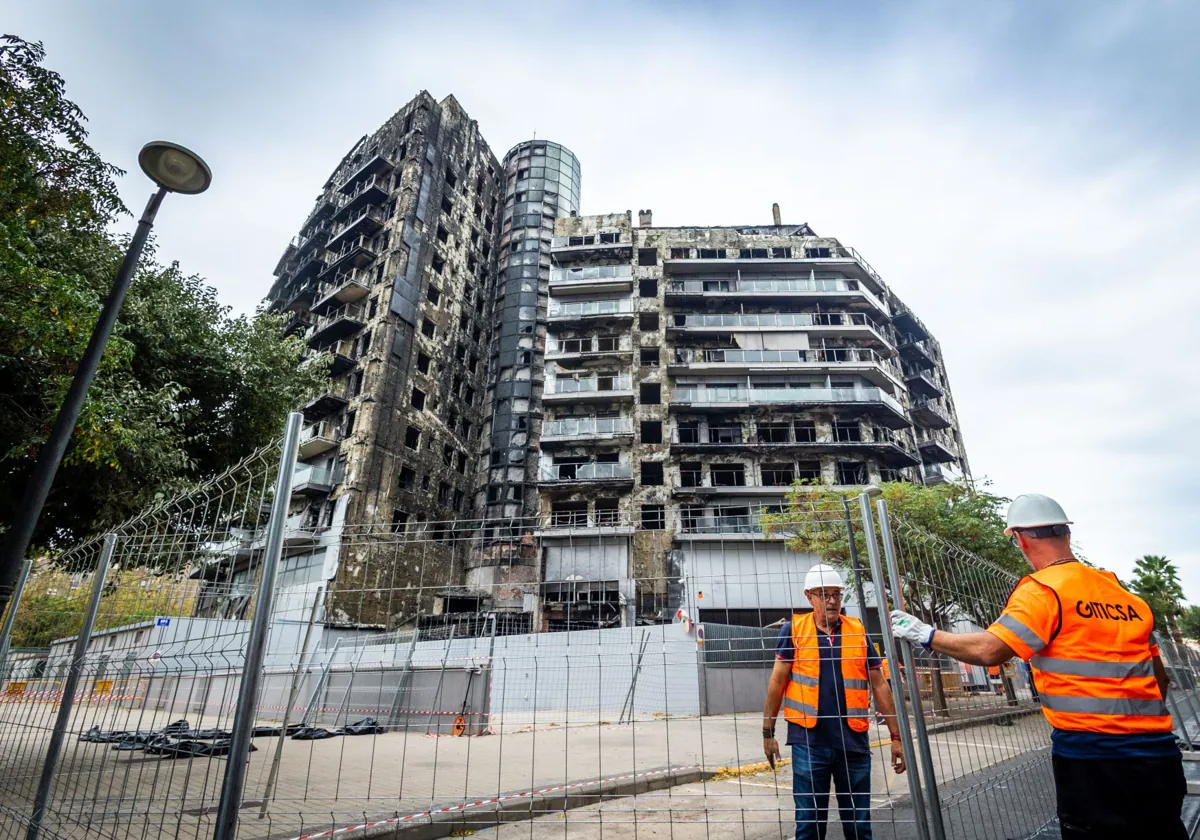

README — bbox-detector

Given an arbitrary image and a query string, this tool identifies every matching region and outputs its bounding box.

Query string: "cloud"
[10,0,1200,594]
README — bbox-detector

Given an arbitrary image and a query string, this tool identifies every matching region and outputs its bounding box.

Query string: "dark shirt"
[1051,730,1179,759]
[775,616,882,754]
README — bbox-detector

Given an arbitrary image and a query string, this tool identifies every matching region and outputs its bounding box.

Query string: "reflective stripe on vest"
[782,612,871,733]
[1019,563,1173,736]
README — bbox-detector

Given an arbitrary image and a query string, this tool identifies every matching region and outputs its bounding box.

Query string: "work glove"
[890,610,935,648]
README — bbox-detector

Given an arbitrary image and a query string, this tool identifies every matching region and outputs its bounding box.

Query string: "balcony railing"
[541,417,634,438]
[292,464,336,495]
[551,265,633,284]
[672,346,896,369]
[547,299,635,319]
[338,155,393,195]
[298,420,343,458]
[328,204,387,245]
[671,311,891,335]
[671,385,904,414]
[314,269,372,310]
[667,276,889,314]
[911,398,952,429]
[308,301,368,345]
[539,462,634,482]
[546,375,632,395]
[322,235,378,275]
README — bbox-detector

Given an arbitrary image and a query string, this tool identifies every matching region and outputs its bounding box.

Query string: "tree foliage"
[0,35,327,549]
[1178,605,1200,642]
[1130,555,1185,633]
[761,480,1027,630]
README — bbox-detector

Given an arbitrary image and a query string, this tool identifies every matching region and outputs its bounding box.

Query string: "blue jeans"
[791,742,873,840]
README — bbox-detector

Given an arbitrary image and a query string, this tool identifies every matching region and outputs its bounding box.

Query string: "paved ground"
[0,699,1054,840]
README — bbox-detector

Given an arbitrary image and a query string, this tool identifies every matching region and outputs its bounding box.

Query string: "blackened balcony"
[290,250,328,285]
[327,204,386,251]
[670,346,905,392]
[307,301,368,347]
[899,339,938,371]
[302,384,351,421]
[549,265,634,296]
[540,416,634,445]
[538,462,634,486]
[292,463,337,496]
[298,419,343,458]
[549,232,633,263]
[911,398,952,430]
[313,269,372,314]
[893,305,931,342]
[918,430,958,463]
[665,275,889,317]
[321,236,378,278]
[337,153,394,195]
[668,311,895,351]
[905,369,943,399]
[282,310,312,336]
[669,386,911,429]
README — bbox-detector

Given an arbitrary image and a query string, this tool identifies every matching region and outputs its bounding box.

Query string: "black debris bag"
[148,739,258,759]
[113,733,171,752]
[337,717,384,736]
[290,726,338,741]
[252,724,304,737]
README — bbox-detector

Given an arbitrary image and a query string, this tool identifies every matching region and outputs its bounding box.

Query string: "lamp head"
[138,142,212,194]
[862,485,883,498]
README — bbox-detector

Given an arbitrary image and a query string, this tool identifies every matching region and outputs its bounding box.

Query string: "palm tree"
[1131,555,1185,635]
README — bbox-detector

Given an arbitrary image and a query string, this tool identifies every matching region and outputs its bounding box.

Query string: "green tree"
[0,35,327,549]
[1178,605,1200,642]
[1130,555,1185,635]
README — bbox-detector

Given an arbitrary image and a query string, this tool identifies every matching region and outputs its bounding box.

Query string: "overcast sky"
[9,0,1200,593]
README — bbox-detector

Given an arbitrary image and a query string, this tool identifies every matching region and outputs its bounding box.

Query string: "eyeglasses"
[1010,533,1021,548]
[809,590,844,602]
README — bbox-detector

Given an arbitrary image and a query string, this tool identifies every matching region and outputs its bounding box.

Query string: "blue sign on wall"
[156,617,170,627]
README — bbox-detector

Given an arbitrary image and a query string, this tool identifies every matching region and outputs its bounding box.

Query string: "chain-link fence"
[0,420,1194,840]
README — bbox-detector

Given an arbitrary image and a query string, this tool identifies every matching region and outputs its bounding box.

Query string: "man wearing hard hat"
[763,563,906,840]
[890,494,1186,839]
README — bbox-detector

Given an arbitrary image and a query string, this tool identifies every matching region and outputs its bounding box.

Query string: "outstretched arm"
[929,630,1016,667]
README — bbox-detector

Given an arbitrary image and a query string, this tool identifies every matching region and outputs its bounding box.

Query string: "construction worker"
[763,563,906,840]
[890,493,1186,839]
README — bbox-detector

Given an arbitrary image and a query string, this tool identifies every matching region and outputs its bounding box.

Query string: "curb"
[279,765,708,840]
[924,705,1040,736]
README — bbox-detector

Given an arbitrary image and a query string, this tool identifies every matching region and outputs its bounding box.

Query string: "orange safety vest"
[782,612,871,733]
[1005,562,1172,736]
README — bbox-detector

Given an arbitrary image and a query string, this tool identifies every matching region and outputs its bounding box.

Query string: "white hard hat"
[804,563,844,591]
[1005,493,1072,536]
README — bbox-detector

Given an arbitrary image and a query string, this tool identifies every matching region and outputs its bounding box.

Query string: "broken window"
[595,498,620,526]
[709,424,743,444]
[757,422,791,444]
[698,248,727,259]
[639,278,658,297]
[431,254,445,274]
[427,285,441,305]
[795,420,817,443]
[739,248,768,259]
[702,279,730,293]
[833,420,861,442]
[437,481,451,504]
[762,463,795,486]
[398,466,417,489]
[442,444,453,466]
[711,463,746,487]
[640,346,660,366]
[599,232,619,244]
[797,460,822,481]
[567,235,595,247]
[456,452,467,474]
[404,426,421,450]
[597,336,619,352]
[676,421,700,444]
[670,247,690,259]
[639,313,659,331]
[638,248,658,266]
[836,461,868,485]
[680,462,702,488]
[368,296,378,319]
[805,247,832,259]
[422,318,436,338]
[417,352,431,374]
[411,388,426,410]
[640,421,662,444]
[641,461,664,486]
[444,168,457,189]
[681,505,704,531]
[436,225,449,243]
[441,195,453,214]
[771,247,792,258]
[879,467,904,483]
[639,382,661,405]
[551,501,588,527]
[391,509,409,534]
[640,504,665,530]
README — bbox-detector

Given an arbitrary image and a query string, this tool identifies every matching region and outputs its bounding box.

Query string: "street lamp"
[0,142,211,621]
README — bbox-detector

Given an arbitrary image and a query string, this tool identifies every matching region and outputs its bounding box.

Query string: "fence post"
[212,411,302,840]
[876,498,948,840]
[26,534,115,840]
[857,493,930,840]
[1158,635,1200,747]
[0,559,32,681]
[841,499,870,626]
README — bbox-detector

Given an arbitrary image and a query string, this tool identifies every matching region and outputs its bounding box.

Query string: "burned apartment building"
[536,210,971,628]
[258,90,970,632]
[259,92,502,627]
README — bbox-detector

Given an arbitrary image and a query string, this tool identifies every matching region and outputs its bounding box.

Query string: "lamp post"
[0,142,211,621]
